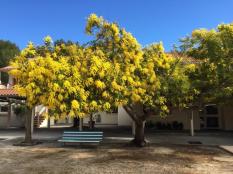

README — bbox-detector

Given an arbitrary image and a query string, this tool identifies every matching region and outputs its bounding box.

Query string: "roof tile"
[0,89,19,97]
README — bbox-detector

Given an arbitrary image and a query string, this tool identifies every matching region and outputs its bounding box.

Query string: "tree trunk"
[25,109,33,144]
[133,120,146,147]
[47,116,50,128]
[89,114,95,129]
[73,117,79,128]
[79,118,83,131]
[7,102,11,128]
[123,105,147,147]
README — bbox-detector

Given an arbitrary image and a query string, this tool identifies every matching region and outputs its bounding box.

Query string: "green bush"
[14,105,27,116]
[151,121,184,130]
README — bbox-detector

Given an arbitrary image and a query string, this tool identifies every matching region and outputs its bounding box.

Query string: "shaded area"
[0,141,232,174]
[1,127,233,146]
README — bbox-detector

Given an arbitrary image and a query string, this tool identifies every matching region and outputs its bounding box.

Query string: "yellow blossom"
[71,100,80,110]
[102,91,110,98]
[95,80,106,89]
[103,102,111,110]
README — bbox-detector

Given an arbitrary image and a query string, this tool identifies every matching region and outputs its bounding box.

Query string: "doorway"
[204,104,220,129]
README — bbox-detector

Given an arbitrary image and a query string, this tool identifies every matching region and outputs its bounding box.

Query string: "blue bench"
[58,131,103,145]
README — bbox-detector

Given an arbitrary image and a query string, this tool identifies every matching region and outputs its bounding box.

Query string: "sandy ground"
[0,140,233,174]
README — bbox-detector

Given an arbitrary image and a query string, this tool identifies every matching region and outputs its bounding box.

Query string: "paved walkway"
[0,127,233,153]
[220,146,233,155]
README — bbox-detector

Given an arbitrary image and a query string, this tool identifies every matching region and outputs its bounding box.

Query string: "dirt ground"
[0,140,232,174]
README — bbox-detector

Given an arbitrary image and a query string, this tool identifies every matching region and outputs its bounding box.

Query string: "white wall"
[10,104,31,128]
[0,114,8,128]
[56,116,73,124]
[40,117,56,127]
[118,107,133,126]
[0,103,26,128]
[0,102,9,128]
[9,109,25,128]
[222,106,233,130]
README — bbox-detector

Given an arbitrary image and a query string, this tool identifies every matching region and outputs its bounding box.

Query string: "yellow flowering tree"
[84,14,195,146]
[10,36,117,143]
[10,14,194,146]
[179,23,233,105]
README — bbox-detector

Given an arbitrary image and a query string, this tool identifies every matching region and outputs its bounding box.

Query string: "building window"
[205,105,218,115]
[0,105,9,112]
[206,117,219,127]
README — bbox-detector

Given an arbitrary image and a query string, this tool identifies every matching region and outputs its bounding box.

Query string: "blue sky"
[0,0,233,50]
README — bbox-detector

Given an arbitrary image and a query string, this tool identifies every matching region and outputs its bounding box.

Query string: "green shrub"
[14,105,27,116]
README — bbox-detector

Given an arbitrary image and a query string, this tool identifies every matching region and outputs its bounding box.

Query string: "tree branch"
[123,106,140,125]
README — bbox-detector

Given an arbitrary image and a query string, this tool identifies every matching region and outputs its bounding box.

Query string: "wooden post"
[73,117,78,128]
[132,121,136,136]
[190,110,194,136]
[79,118,83,131]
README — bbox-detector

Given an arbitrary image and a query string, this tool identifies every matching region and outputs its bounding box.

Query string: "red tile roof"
[168,52,201,64]
[0,89,19,97]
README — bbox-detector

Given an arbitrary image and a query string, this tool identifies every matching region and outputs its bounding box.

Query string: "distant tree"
[35,38,80,57]
[179,23,233,106]
[0,40,20,83]
[54,39,78,46]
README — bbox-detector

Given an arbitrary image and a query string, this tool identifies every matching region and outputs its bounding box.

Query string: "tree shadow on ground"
[0,141,233,174]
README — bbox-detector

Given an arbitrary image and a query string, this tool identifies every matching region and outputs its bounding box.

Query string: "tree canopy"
[0,40,20,83]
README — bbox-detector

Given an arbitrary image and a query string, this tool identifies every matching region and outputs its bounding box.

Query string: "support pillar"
[31,107,35,134]
[7,101,11,128]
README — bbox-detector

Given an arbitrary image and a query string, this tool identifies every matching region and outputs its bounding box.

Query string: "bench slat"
[63,134,103,137]
[62,137,102,140]
[59,131,103,145]
[64,131,103,134]
[58,140,100,143]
